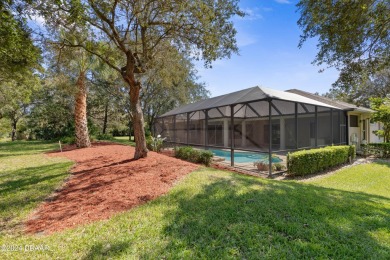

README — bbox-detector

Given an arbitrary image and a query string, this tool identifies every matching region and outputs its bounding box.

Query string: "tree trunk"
[11,119,17,141]
[129,85,148,159]
[122,52,148,159]
[102,102,108,134]
[74,71,91,148]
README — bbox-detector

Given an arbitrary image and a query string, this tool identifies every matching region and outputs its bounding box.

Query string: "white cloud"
[274,0,291,4]
[238,7,263,21]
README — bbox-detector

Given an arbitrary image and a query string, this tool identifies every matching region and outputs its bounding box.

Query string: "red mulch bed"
[25,142,199,234]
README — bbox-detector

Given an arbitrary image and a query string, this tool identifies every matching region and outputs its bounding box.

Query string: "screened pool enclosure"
[154,86,347,175]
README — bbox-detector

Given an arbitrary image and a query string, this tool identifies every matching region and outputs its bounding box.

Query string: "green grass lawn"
[110,136,135,146]
[0,141,73,237]
[0,141,389,259]
[308,161,390,198]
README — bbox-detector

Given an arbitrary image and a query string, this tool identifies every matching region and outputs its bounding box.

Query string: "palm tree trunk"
[74,71,91,148]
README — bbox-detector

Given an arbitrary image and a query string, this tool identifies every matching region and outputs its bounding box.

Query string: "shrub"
[60,136,75,144]
[349,145,356,160]
[287,145,353,176]
[144,128,152,138]
[273,163,286,171]
[254,161,286,172]
[175,146,213,166]
[197,150,213,166]
[361,143,390,158]
[146,135,166,152]
[175,146,194,160]
[96,133,114,140]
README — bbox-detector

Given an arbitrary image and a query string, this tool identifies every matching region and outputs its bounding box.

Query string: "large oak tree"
[297,0,390,90]
[35,0,243,159]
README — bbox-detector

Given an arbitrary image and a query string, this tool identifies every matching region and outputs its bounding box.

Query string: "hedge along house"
[154,86,346,176]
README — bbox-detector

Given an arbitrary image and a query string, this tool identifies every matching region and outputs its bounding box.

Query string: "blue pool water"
[211,149,282,163]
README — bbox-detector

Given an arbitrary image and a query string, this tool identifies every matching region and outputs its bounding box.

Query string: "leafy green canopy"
[36,0,243,72]
[141,47,210,128]
[370,97,390,142]
[298,0,390,89]
[325,69,390,107]
[0,1,41,128]
[0,2,41,81]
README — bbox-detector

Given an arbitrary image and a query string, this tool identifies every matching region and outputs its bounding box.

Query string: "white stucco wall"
[369,121,383,143]
[348,112,384,149]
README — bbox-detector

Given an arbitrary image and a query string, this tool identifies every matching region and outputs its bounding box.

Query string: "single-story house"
[154,86,382,171]
[286,89,383,149]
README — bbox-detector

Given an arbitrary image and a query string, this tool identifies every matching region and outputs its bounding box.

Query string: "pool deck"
[212,153,288,176]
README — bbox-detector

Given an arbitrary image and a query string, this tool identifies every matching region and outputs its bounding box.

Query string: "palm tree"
[49,33,97,148]
[74,67,90,147]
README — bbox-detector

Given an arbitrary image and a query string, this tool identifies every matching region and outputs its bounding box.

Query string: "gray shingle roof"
[286,89,374,113]
[159,86,338,117]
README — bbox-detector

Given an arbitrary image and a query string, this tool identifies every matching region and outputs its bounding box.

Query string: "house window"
[350,115,358,127]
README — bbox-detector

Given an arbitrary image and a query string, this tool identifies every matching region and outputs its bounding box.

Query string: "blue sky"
[196,0,339,97]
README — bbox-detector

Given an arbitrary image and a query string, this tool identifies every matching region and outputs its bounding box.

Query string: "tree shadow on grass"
[0,141,57,158]
[143,172,390,259]
[374,159,390,168]
[0,163,70,195]
[0,162,72,235]
[81,241,132,260]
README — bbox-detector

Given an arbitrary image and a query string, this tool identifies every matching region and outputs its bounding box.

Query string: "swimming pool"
[210,149,282,164]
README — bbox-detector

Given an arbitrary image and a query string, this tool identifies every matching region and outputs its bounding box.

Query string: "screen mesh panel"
[297,104,315,148]
[189,110,205,145]
[208,108,225,119]
[272,100,295,116]
[175,113,187,144]
[317,108,332,146]
[154,118,163,136]
[340,112,347,144]
[160,116,174,142]
[332,110,341,144]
